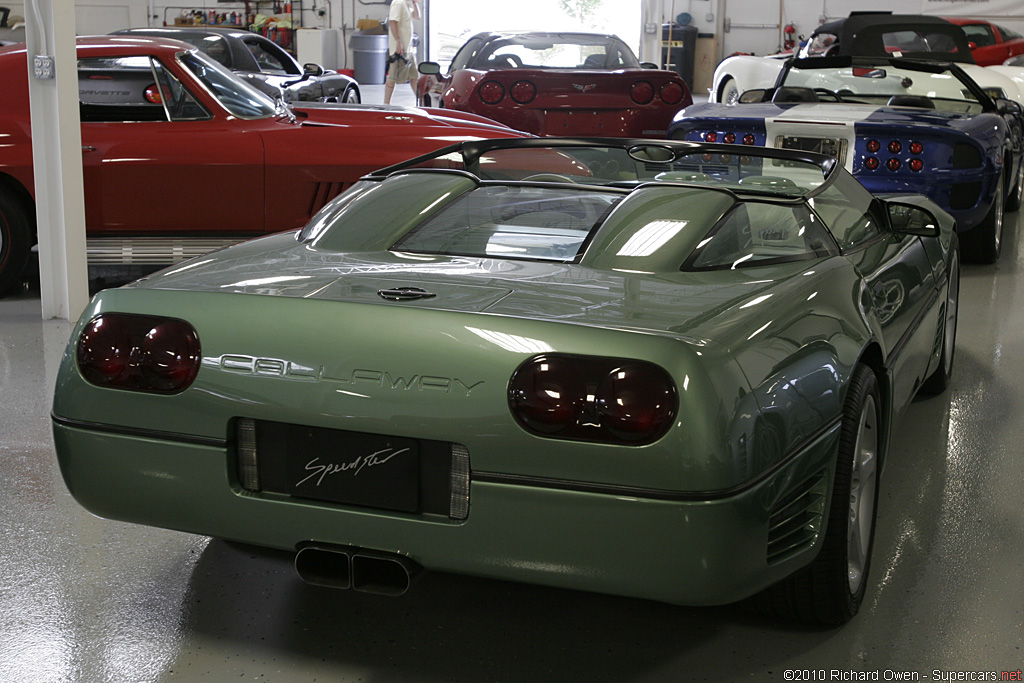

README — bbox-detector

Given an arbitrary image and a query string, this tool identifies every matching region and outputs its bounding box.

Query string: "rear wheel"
[965,170,1004,264]
[752,364,881,625]
[0,190,32,297]
[921,243,960,395]
[342,86,361,104]
[1006,157,1024,212]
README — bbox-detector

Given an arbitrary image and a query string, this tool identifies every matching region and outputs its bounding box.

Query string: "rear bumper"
[52,417,840,606]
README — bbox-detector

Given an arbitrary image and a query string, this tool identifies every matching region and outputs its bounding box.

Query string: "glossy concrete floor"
[2,123,1022,682]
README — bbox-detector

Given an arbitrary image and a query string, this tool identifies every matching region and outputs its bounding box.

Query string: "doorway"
[423,0,641,69]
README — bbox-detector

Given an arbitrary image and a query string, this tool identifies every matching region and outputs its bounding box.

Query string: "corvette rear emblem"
[572,83,597,93]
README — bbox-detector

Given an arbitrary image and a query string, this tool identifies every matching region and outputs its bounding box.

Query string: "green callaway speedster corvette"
[52,138,959,625]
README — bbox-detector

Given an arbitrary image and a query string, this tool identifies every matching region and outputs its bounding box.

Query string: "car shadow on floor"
[172,538,835,682]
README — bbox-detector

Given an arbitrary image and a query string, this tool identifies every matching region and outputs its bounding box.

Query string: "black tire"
[921,241,960,395]
[0,190,33,297]
[718,77,739,105]
[342,86,361,104]
[752,364,882,625]
[1006,156,1024,212]
[965,170,1004,264]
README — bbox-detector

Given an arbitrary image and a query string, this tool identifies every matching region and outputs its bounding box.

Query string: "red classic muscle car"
[416,32,692,138]
[0,36,523,294]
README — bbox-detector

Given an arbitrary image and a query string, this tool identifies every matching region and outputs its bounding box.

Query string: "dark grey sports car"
[112,26,361,104]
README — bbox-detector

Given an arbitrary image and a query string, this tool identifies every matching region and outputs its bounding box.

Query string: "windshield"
[393,185,621,262]
[178,50,278,118]
[781,61,984,114]
[470,33,640,70]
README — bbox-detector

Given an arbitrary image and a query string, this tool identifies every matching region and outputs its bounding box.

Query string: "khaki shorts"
[387,54,418,84]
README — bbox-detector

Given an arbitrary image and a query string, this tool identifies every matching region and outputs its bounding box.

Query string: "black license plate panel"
[781,135,842,158]
[281,426,420,512]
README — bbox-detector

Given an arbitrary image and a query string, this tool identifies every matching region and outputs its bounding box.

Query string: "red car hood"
[293,102,527,135]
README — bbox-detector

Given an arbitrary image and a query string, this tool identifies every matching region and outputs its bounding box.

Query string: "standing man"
[383,0,421,104]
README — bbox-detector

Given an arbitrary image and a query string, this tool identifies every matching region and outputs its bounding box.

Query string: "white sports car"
[712,14,1024,108]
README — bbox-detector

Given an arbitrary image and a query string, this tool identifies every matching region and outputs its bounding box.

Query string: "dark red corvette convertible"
[417,32,692,138]
[0,36,522,294]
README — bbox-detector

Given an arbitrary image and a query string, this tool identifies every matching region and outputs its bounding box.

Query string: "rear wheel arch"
[0,172,36,230]
[0,173,37,295]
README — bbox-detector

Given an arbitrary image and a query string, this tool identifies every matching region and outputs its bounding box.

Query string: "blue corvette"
[670,56,1024,262]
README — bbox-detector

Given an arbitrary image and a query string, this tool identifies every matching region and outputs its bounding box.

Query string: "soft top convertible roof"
[809,12,975,64]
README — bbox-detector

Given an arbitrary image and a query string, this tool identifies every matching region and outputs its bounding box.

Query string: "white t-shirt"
[388,0,414,55]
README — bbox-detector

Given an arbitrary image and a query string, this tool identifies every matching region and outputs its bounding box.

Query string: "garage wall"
[8,0,1024,80]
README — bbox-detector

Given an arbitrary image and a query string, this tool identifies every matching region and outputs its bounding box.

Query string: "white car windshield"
[781,62,985,113]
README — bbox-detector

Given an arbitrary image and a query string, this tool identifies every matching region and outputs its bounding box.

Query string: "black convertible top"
[805,12,975,64]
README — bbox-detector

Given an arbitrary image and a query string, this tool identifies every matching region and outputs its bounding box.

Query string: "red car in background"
[0,36,522,294]
[946,17,1024,65]
[417,31,692,138]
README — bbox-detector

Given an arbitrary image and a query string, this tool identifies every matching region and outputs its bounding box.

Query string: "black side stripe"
[51,413,227,448]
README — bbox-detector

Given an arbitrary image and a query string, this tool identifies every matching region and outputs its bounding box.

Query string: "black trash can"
[662,23,698,90]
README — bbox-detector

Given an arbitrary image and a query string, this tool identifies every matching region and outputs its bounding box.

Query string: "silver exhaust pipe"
[294,545,421,596]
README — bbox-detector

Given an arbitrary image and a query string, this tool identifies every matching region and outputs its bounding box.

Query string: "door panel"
[81,120,264,235]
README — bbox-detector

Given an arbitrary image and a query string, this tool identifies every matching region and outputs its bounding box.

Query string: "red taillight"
[508,354,677,445]
[865,157,880,170]
[77,313,201,394]
[660,81,684,104]
[743,134,756,145]
[720,154,733,163]
[888,140,902,154]
[509,80,536,104]
[910,141,924,155]
[866,140,881,153]
[478,81,505,105]
[909,158,924,172]
[723,132,736,144]
[886,158,901,171]
[705,131,718,143]
[630,81,654,104]
[144,84,163,104]
[595,364,676,442]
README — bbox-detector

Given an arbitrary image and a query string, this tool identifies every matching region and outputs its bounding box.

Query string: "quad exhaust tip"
[294,544,422,597]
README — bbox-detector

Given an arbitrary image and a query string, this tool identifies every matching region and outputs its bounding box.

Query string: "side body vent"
[767,471,828,564]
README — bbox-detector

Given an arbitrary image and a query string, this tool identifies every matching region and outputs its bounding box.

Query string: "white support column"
[25,0,87,321]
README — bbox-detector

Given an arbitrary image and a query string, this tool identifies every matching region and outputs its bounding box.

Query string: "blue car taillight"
[860,137,926,173]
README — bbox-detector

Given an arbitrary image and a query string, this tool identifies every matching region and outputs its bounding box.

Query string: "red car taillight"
[478,81,505,105]
[659,81,684,104]
[508,354,677,444]
[144,84,163,104]
[77,313,201,394]
[630,81,654,105]
[510,80,536,104]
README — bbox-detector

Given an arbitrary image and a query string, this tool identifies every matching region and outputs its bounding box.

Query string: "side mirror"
[738,88,768,103]
[302,63,325,77]
[887,202,940,236]
[639,61,660,70]
[997,98,1022,116]
[418,61,441,76]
